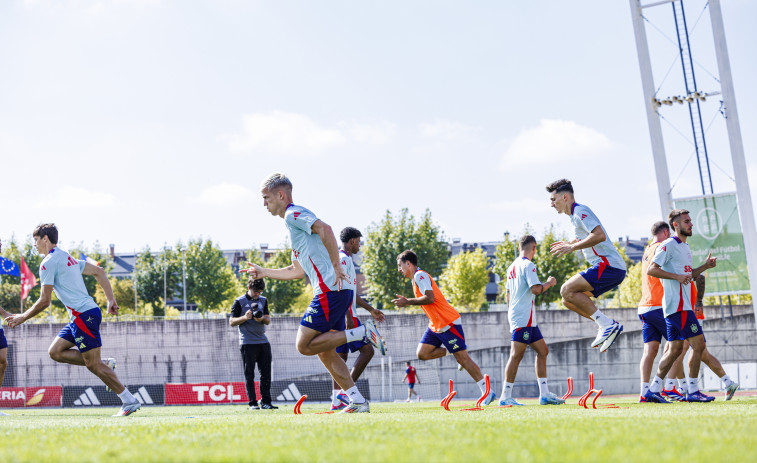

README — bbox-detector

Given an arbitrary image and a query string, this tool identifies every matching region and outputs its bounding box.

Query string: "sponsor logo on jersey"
[293,212,301,219]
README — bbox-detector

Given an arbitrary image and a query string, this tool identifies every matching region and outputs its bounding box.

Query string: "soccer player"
[246,174,384,413]
[392,250,496,405]
[403,361,420,402]
[330,227,386,411]
[644,209,738,403]
[500,235,564,406]
[546,179,626,352]
[5,224,141,416]
[638,221,688,402]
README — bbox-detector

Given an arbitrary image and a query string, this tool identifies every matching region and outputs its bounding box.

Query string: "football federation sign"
[674,193,749,294]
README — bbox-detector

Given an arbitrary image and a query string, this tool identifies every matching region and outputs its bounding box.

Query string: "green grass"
[2,395,757,463]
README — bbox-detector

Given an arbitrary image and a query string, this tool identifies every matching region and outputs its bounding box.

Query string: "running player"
[246,174,384,413]
[645,209,738,402]
[403,361,420,402]
[500,235,564,406]
[392,250,496,405]
[5,224,140,416]
[546,179,626,352]
[330,227,385,411]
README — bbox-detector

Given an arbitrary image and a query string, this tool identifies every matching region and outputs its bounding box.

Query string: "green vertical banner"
[674,193,750,295]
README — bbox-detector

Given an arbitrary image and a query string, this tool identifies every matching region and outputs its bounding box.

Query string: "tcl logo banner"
[165,382,258,405]
[0,386,63,408]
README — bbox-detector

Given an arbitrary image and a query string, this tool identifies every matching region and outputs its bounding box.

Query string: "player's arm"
[647,262,691,285]
[244,260,306,281]
[82,262,119,315]
[311,219,350,288]
[0,305,12,319]
[692,252,717,278]
[694,274,705,307]
[402,374,408,383]
[551,225,605,257]
[356,295,385,322]
[530,276,557,295]
[6,285,54,327]
[392,289,434,308]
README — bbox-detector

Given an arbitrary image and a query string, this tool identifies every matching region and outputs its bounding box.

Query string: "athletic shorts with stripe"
[580,262,626,297]
[420,324,467,353]
[665,310,706,342]
[300,290,353,333]
[57,307,103,353]
[639,308,667,343]
[511,326,544,345]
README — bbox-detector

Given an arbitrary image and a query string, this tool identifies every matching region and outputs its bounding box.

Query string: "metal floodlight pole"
[709,0,757,324]
[182,249,187,317]
[629,0,674,215]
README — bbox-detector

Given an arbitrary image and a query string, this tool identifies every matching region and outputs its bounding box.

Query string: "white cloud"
[419,119,484,142]
[500,119,613,168]
[34,186,114,209]
[194,183,255,206]
[221,111,396,157]
[339,121,396,144]
[222,111,346,157]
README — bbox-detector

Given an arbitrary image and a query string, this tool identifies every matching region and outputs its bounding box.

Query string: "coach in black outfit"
[229,278,277,410]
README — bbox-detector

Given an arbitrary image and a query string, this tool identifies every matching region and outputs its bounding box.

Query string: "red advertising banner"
[0,386,63,408]
[165,382,259,405]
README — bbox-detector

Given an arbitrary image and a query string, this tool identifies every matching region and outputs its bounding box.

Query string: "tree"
[95,278,137,315]
[263,248,307,313]
[439,247,489,310]
[134,245,183,316]
[361,209,448,309]
[492,225,582,307]
[612,261,642,308]
[184,239,241,314]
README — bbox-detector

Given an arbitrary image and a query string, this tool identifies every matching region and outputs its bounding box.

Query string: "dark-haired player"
[393,250,496,405]
[546,179,626,352]
[6,224,141,416]
[330,227,385,411]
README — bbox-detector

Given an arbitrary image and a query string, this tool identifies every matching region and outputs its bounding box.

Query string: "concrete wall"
[4,306,755,401]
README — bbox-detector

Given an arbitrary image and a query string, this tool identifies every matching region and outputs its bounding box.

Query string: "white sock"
[477,378,487,394]
[641,382,649,396]
[720,375,734,388]
[501,382,513,399]
[649,376,663,393]
[687,377,699,394]
[677,378,687,390]
[331,389,341,406]
[590,310,613,327]
[345,325,367,343]
[538,378,549,397]
[117,389,137,404]
[664,378,675,390]
[345,386,366,404]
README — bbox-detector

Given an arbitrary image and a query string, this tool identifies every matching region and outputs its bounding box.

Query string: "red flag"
[20,257,37,300]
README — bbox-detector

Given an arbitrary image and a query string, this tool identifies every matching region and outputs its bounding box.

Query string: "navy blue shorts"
[57,308,102,353]
[408,383,415,389]
[580,262,626,297]
[419,324,467,353]
[0,329,7,349]
[666,310,706,342]
[336,317,370,353]
[639,308,667,343]
[511,326,544,345]
[300,290,353,333]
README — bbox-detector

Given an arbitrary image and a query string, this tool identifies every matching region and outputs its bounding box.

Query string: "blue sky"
[1,0,755,253]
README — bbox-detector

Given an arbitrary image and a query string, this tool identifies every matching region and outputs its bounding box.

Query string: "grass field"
[2,394,757,463]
